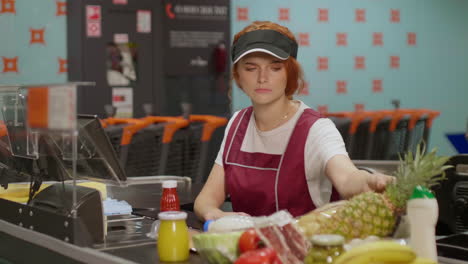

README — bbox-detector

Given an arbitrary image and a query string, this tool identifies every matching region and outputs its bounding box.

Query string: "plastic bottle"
[160,180,180,212]
[407,186,439,262]
[157,211,189,262]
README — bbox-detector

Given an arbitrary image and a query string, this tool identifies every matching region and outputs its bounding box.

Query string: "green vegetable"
[192,231,243,264]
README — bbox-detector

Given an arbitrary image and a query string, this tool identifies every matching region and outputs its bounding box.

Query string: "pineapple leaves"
[386,143,452,210]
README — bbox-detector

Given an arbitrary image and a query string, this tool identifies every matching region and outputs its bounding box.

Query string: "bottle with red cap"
[160,180,180,212]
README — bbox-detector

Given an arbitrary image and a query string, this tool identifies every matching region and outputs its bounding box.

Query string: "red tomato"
[238,228,262,253]
[234,248,282,264]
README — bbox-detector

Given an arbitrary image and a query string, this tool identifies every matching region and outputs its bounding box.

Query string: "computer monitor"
[0,114,127,187]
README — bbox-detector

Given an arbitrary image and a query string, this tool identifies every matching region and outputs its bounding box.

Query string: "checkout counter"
[0,85,466,263]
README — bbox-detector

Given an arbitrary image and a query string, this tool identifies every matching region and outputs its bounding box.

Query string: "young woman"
[194,21,393,220]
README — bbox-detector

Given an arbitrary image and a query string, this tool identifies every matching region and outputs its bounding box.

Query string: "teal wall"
[1,1,467,155]
[231,0,468,156]
[0,0,67,85]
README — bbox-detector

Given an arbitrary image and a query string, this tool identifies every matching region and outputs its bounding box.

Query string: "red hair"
[232,21,305,99]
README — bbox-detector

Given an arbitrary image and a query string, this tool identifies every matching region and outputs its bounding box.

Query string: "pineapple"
[297,144,451,240]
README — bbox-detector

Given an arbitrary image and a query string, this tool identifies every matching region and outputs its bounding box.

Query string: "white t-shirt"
[215,100,348,207]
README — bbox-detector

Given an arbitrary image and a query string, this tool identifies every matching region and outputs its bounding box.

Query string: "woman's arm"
[194,164,226,221]
[325,154,394,199]
[194,164,249,221]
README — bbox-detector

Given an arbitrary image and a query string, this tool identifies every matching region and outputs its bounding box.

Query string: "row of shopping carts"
[324,109,440,160]
[100,115,227,183]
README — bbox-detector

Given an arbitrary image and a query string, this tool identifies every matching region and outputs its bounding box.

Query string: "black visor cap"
[231,29,298,63]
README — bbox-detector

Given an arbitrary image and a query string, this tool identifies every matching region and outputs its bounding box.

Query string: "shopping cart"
[184,115,228,183]
[124,116,189,177]
[100,117,147,158]
[325,111,373,159]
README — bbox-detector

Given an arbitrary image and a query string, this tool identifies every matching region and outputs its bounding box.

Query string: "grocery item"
[160,180,180,212]
[254,211,310,263]
[157,211,189,262]
[234,248,282,264]
[205,214,254,233]
[334,240,416,264]
[410,257,438,264]
[407,186,438,262]
[192,231,243,263]
[298,145,451,240]
[238,228,262,253]
[304,234,344,264]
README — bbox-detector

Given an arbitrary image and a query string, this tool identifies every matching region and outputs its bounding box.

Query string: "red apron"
[223,106,339,217]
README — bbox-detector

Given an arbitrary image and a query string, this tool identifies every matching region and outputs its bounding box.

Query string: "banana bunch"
[334,241,436,264]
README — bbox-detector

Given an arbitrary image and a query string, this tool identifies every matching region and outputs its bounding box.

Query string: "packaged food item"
[160,180,180,211]
[204,214,254,232]
[192,231,243,263]
[305,234,344,264]
[157,211,189,262]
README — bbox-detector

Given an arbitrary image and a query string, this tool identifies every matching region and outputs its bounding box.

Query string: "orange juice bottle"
[157,211,189,262]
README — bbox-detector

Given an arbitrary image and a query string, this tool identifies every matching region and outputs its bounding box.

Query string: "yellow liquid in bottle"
[157,219,189,262]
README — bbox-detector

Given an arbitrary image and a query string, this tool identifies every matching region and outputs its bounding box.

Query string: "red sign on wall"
[113,0,127,5]
[86,5,101,37]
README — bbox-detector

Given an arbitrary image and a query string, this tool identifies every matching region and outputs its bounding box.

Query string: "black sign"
[163,0,230,76]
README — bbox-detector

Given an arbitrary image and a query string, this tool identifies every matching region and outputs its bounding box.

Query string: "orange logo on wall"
[336,33,347,46]
[237,7,248,21]
[299,81,309,95]
[58,57,67,74]
[336,81,347,94]
[373,32,383,46]
[30,28,46,45]
[372,79,383,93]
[318,57,328,71]
[355,56,365,70]
[318,8,328,22]
[278,8,289,21]
[317,105,328,114]
[0,0,15,14]
[390,56,400,69]
[2,57,18,73]
[355,9,365,22]
[354,103,365,112]
[298,33,310,46]
[407,32,416,46]
[56,1,66,16]
[391,9,400,23]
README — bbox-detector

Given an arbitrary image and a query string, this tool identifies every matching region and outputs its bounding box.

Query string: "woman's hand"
[364,172,395,193]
